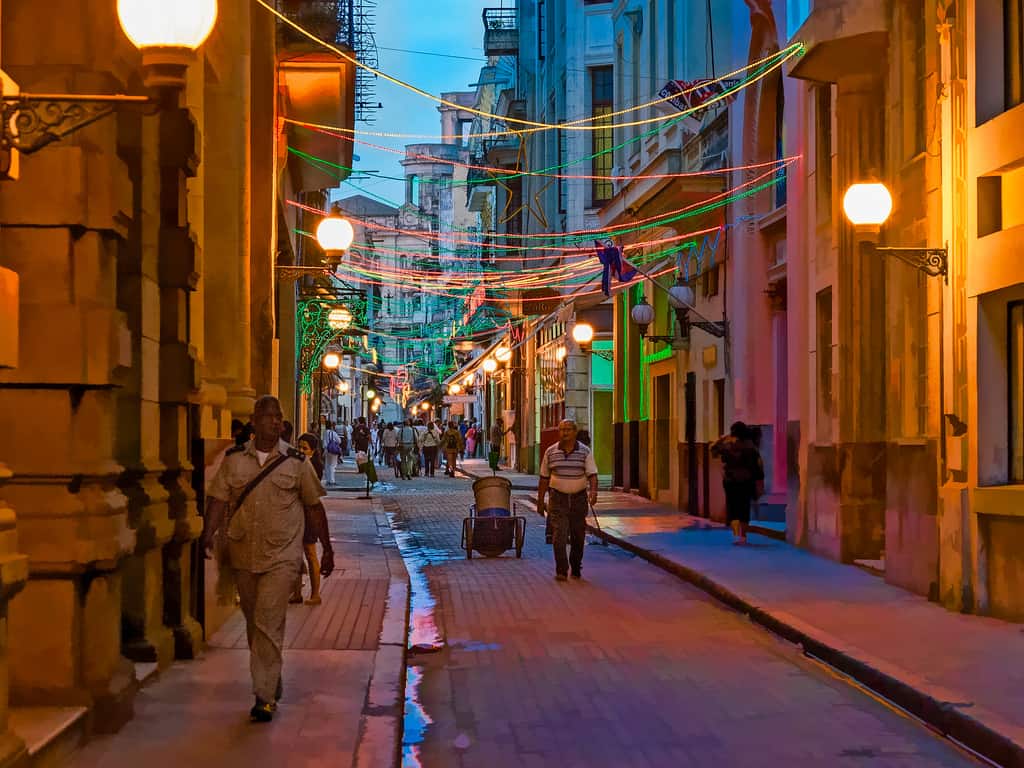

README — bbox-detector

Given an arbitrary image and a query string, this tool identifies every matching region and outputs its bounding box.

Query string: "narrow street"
[382,476,983,768]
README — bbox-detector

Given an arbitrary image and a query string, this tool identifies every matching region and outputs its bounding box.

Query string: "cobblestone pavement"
[381,476,982,768]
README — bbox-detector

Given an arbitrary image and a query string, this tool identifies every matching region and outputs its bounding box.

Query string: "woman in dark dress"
[294,432,326,605]
[711,421,765,545]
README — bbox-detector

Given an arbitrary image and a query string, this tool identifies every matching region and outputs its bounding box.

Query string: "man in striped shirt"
[537,419,599,581]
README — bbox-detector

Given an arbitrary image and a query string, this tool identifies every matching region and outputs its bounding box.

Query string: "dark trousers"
[548,489,588,576]
[423,446,438,476]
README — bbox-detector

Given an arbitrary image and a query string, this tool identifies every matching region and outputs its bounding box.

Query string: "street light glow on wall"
[327,307,353,331]
[117,0,218,89]
[842,182,893,228]
[555,345,567,362]
[571,323,594,344]
[482,358,498,373]
[322,352,341,369]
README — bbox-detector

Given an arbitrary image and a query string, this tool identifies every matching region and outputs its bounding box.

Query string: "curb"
[353,500,411,768]
[516,496,1024,768]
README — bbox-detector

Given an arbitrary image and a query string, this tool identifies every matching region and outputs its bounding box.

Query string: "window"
[649,0,659,96]
[816,288,834,440]
[1009,302,1024,481]
[815,85,832,218]
[666,0,675,80]
[703,263,719,298]
[912,1,927,154]
[774,77,787,207]
[538,0,546,61]
[557,121,567,214]
[408,175,420,208]
[591,66,614,205]
[1006,0,1024,109]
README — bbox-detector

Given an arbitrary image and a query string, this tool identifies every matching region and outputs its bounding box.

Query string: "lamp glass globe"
[630,300,655,326]
[555,345,567,362]
[571,323,594,344]
[316,215,355,252]
[843,182,893,227]
[494,345,511,362]
[449,383,462,395]
[365,389,376,400]
[117,0,217,49]
[322,352,341,369]
[327,307,353,330]
[667,283,695,309]
[482,358,498,373]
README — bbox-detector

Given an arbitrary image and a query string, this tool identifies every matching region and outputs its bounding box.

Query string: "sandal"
[304,596,322,606]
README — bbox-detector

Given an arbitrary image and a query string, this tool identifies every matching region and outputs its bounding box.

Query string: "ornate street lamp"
[494,345,511,363]
[322,352,341,369]
[365,388,376,400]
[117,0,218,90]
[482,358,498,374]
[316,203,355,269]
[843,181,947,281]
[449,383,462,395]
[629,296,656,338]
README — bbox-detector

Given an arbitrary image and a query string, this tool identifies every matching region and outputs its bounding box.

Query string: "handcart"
[461,476,526,559]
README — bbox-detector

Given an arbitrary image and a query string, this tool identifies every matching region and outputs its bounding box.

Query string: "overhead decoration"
[594,240,639,297]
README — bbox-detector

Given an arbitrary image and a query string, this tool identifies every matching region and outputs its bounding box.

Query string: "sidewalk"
[457,457,539,490]
[469,464,1024,767]
[68,497,409,768]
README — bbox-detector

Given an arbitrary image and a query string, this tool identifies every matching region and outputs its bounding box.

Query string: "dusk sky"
[343,0,492,206]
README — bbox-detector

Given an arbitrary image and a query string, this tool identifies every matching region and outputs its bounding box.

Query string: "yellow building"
[0,0,354,759]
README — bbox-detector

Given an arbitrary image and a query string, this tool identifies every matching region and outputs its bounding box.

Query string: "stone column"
[114,108,175,669]
[0,0,139,730]
[0,269,29,765]
[834,74,888,562]
[156,87,204,660]
[202,0,256,419]
[564,318,591,434]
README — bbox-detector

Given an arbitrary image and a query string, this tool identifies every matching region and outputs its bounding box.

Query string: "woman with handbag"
[710,421,765,546]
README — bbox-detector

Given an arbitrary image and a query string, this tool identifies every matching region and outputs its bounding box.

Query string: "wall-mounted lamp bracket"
[872,246,948,283]
[2,93,153,156]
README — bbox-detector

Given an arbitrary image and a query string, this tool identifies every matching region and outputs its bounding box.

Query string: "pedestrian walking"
[710,421,765,545]
[203,395,334,723]
[458,418,469,459]
[489,418,508,467]
[536,419,598,581]
[397,419,418,480]
[381,422,400,477]
[352,416,371,455]
[441,421,464,477]
[420,420,441,477]
[322,421,341,486]
[338,419,350,458]
[293,433,327,606]
[464,422,478,459]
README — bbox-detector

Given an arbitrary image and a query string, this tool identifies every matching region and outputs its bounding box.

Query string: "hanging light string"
[284,45,798,142]
[285,46,797,148]
[285,160,791,250]
[258,0,802,136]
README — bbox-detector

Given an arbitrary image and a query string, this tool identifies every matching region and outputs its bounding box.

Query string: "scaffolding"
[276,0,381,124]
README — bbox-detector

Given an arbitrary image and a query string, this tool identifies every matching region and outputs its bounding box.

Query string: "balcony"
[483,8,518,57]
[276,0,346,48]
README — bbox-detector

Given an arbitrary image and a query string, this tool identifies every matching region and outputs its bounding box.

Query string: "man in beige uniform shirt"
[203,395,334,722]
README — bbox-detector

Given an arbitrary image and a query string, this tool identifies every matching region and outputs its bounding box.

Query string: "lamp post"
[630,276,728,343]
[316,203,355,270]
[843,181,948,281]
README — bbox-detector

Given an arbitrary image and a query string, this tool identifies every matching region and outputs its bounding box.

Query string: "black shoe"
[250,699,274,723]
[555,573,568,582]
[571,571,582,580]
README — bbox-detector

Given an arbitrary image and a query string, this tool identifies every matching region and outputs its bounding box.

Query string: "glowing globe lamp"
[117,0,217,89]
[572,323,594,344]
[555,345,567,362]
[494,345,511,362]
[630,297,655,338]
[482,358,498,374]
[322,352,341,369]
[365,389,376,400]
[327,307,353,331]
[843,183,893,228]
[316,205,355,256]
[449,383,462,395]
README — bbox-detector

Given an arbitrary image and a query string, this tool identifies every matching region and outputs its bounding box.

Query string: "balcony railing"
[277,0,346,49]
[483,8,518,56]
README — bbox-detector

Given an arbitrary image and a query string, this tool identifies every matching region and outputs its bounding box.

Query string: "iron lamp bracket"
[871,245,948,282]
[2,93,154,156]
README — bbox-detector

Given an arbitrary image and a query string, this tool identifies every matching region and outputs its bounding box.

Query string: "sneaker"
[250,699,274,723]
[555,574,568,582]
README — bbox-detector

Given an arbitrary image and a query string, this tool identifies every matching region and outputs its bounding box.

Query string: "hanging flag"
[594,240,637,297]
